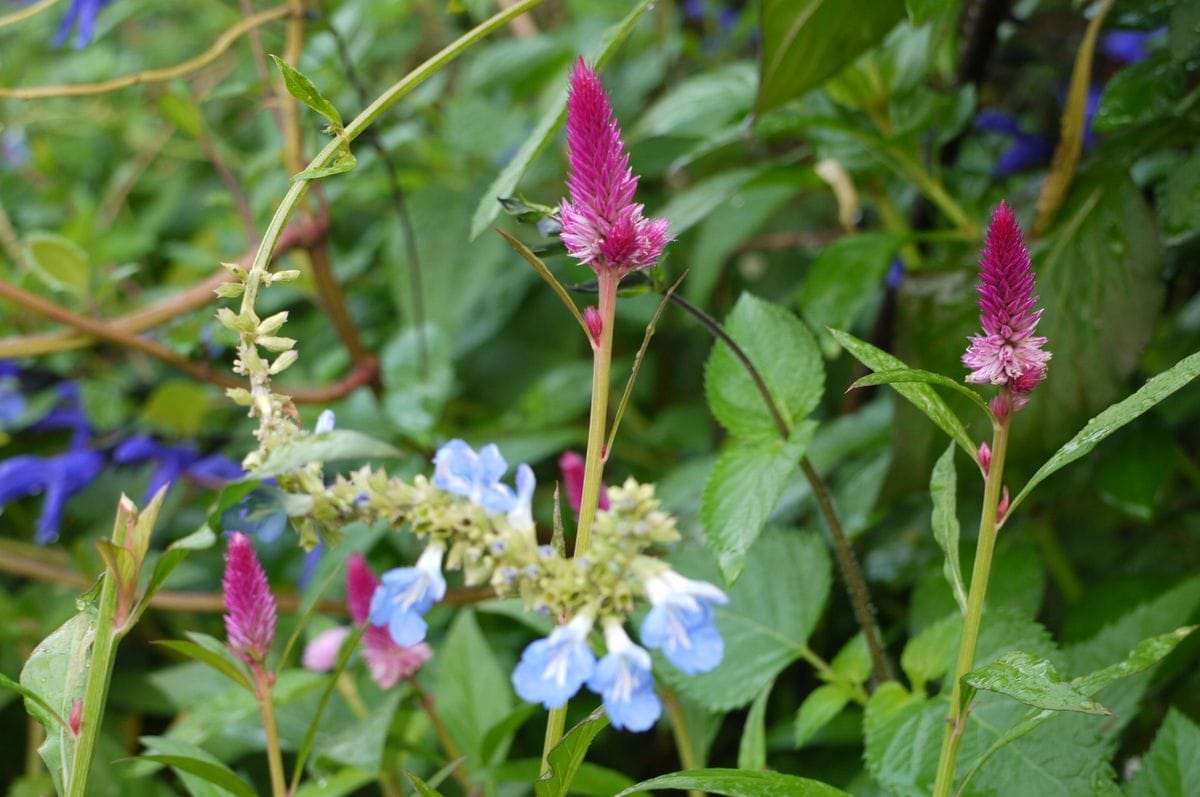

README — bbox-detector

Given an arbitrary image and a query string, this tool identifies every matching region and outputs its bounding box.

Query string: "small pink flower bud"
[989,393,1011,421]
[222,532,277,664]
[977,442,991,476]
[69,699,82,737]
[302,627,351,672]
[996,486,1011,525]
[558,451,610,518]
[584,306,604,346]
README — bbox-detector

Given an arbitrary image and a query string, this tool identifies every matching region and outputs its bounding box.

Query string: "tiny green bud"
[269,350,299,374]
[221,261,248,280]
[257,311,289,336]
[214,281,245,298]
[225,387,253,406]
[258,336,296,352]
[269,269,302,284]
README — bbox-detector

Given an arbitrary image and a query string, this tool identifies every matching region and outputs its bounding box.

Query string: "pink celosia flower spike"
[558,451,610,518]
[962,201,1051,409]
[223,532,277,664]
[346,553,432,688]
[559,58,671,275]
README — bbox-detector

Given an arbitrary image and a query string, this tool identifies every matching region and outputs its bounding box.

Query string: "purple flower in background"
[0,448,104,544]
[0,366,24,427]
[962,202,1051,406]
[29,382,91,449]
[113,435,243,502]
[1,129,30,170]
[1101,28,1166,65]
[52,0,116,49]
[974,110,1054,176]
[222,532,277,664]
[559,59,671,276]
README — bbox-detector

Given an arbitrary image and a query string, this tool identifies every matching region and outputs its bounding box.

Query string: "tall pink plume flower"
[559,58,671,275]
[962,202,1051,410]
[558,451,609,517]
[223,532,277,664]
[347,553,431,688]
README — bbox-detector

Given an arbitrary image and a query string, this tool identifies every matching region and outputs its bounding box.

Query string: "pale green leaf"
[534,708,609,797]
[929,444,967,615]
[850,368,992,418]
[793,684,849,748]
[900,613,958,694]
[737,684,771,770]
[252,429,402,479]
[437,611,513,767]
[618,768,851,796]
[25,232,91,298]
[269,55,343,130]
[125,753,256,797]
[154,633,252,691]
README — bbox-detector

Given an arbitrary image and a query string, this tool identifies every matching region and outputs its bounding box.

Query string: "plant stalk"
[253,666,288,797]
[931,417,1010,797]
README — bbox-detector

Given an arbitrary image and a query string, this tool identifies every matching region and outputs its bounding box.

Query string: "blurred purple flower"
[0,449,105,544]
[974,110,1054,176]
[52,0,116,49]
[29,382,91,449]
[1101,28,1166,65]
[1,129,30,170]
[221,488,289,543]
[113,435,243,502]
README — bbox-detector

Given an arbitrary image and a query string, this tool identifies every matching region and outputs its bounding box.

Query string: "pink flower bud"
[69,699,82,737]
[584,306,604,346]
[997,486,1011,525]
[977,442,991,476]
[222,532,277,664]
[558,451,610,518]
[302,627,351,672]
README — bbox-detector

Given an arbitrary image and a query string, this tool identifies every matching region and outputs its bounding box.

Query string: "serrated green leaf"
[618,768,852,796]
[1125,708,1200,797]
[793,684,849,748]
[900,613,959,694]
[929,444,967,615]
[25,232,91,298]
[661,531,831,711]
[829,328,976,456]
[251,429,402,479]
[123,754,256,797]
[701,423,815,582]
[1009,349,1200,517]
[154,633,252,691]
[705,293,824,443]
[737,683,771,770]
[757,0,905,114]
[534,708,609,797]
[437,611,513,767]
[964,651,1111,715]
[269,54,342,130]
[469,0,655,238]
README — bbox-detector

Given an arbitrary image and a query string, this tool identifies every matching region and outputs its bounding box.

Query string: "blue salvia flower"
[974,110,1054,176]
[512,614,597,709]
[29,381,91,449]
[369,543,447,646]
[587,621,661,732]
[1100,28,1166,65]
[0,448,105,544]
[52,0,116,49]
[0,364,24,428]
[640,570,728,675]
[432,439,534,520]
[113,435,243,502]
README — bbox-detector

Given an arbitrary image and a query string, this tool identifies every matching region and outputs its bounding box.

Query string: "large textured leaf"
[1125,708,1200,797]
[661,531,831,711]
[701,423,815,582]
[705,293,824,443]
[963,651,1110,715]
[20,609,97,795]
[757,0,905,114]
[618,768,851,796]
[534,709,609,797]
[436,611,513,768]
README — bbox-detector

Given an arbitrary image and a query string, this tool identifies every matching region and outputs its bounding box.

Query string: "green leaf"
[1072,626,1196,697]
[437,610,513,767]
[294,768,374,797]
[828,328,975,456]
[929,444,967,615]
[737,683,771,770]
[269,54,342,130]
[134,526,216,625]
[701,423,815,582]
[829,633,872,686]
[138,736,257,797]
[293,147,357,182]
[757,0,905,114]
[534,708,609,797]
[658,167,785,237]
[1009,349,1200,517]
[1125,708,1200,797]
[900,613,959,694]
[25,232,92,298]
[705,293,825,443]
[154,633,252,691]
[123,754,256,797]
[617,768,852,796]
[963,651,1111,715]
[0,671,72,735]
[793,684,849,748]
[20,609,97,796]
[480,703,539,766]
[906,0,960,25]
[797,232,905,357]
[469,0,655,238]
[404,770,448,797]
[850,368,992,418]
[661,530,832,711]
[633,62,757,140]
[1094,55,1189,132]
[143,380,216,437]
[251,429,403,479]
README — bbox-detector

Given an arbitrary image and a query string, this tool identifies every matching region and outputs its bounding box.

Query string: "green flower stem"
[66,498,135,797]
[253,665,288,797]
[540,269,619,773]
[660,688,703,797]
[931,417,1011,797]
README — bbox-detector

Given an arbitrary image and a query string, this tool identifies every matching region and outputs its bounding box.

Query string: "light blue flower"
[433,439,536,522]
[507,463,536,530]
[587,622,661,732]
[512,614,596,709]
[368,544,446,646]
[640,570,728,675]
[314,409,336,434]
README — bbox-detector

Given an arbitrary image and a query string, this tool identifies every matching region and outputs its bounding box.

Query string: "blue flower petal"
[512,622,596,709]
[388,609,428,647]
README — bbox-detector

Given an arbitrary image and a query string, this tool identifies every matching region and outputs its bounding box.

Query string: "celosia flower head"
[962,202,1051,402]
[559,58,671,275]
[223,532,277,664]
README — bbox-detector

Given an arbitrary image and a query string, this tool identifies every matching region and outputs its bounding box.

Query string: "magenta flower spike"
[559,58,671,275]
[223,532,277,664]
[962,202,1051,410]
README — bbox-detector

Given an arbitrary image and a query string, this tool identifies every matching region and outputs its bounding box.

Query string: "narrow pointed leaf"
[123,754,257,797]
[618,768,852,796]
[534,708,610,797]
[930,445,968,615]
[963,651,1111,715]
[269,55,343,130]
[850,368,993,418]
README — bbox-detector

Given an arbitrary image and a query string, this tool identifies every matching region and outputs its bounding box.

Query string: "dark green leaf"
[269,55,343,130]
[1125,708,1200,797]
[757,0,905,114]
[963,651,1110,715]
[534,708,609,797]
[139,736,256,797]
[737,684,771,770]
[929,444,968,615]
[480,703,539,766]
[705,293,824,443]
[123,754,256,797]
[251,429,403,479]
[906,0,961,24]
[829,328,976,456]
[701,424,815,582]
[618,768,852,796]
